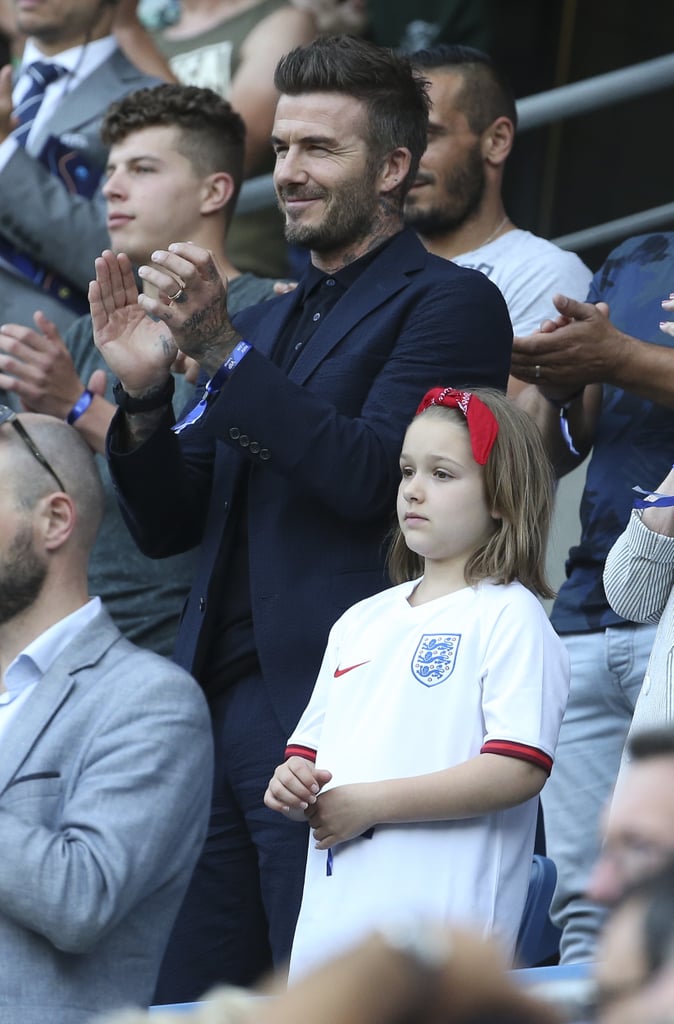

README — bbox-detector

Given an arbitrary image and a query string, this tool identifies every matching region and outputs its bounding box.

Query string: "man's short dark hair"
[101,84,246,208]
[412,43,518,134]
[628,726,674,762]
[274,34,430,195]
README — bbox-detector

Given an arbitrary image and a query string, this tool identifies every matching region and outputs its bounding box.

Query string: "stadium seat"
[515,854,561,967]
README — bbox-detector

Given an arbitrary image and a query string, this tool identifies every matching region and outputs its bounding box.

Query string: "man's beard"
[278,166,381,253]
[405,143,486,240]
[0,524,48,627]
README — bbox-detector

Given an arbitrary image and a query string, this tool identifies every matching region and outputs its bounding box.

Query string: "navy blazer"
[108,230,512,732]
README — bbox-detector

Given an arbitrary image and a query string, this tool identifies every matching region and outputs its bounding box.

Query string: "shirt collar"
[303,233,400,298]
[2,597,102,700]
[20,35,117,82]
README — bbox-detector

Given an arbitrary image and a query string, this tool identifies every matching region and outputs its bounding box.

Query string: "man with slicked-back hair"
[93,33,513,996]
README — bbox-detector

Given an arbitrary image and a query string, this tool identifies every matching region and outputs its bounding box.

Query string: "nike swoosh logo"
[333,661,371,677]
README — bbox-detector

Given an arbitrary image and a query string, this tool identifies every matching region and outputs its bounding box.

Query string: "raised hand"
[0,311,83,416]
[135,242,242,377]
[511,293,619,394]
[89,249,178,394]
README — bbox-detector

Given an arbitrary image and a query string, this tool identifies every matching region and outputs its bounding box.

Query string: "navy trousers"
[153,671,309,1001]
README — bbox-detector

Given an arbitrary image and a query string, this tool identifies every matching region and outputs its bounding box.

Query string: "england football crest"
[411,634,460,687]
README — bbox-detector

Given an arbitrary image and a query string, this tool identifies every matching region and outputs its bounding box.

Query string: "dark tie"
[12,61,68,148]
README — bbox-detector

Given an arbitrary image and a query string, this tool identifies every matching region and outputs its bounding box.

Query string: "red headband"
[415,387,499,465]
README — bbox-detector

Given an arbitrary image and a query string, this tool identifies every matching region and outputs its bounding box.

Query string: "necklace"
[478,215,510,250]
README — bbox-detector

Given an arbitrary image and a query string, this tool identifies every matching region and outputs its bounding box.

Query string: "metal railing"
[516,52,674,130]
[516,53,674,251]
[553,201,674,252]
[237,53,674,252]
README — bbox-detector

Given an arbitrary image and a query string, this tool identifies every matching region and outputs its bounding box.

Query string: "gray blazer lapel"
[0,609,120,795]
[32,50,154,152]
[288,230,426,385]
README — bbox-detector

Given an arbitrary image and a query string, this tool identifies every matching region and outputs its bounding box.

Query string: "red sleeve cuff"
[284,744,317,763]
[480,739,553,776]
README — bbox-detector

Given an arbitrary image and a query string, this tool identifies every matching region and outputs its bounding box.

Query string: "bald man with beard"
[0,409,212,1024]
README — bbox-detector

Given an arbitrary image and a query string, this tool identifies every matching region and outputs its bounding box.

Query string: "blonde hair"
[388,389,555,598]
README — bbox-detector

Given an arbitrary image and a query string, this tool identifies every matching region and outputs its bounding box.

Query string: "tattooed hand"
[136,242,243,377]
[90,250,178,395]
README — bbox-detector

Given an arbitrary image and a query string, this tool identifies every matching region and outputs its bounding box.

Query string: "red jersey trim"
[284,744,317,763]
[480,739,553,776]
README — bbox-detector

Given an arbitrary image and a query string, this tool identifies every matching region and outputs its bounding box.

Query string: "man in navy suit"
[92,33,513,999]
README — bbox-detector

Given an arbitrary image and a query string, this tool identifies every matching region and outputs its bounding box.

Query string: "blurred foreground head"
[595,860,674,1024]
[94,926,560,1024]
[588,727,674,906]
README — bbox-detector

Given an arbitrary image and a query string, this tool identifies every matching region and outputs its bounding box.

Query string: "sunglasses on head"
[0,406,67,493]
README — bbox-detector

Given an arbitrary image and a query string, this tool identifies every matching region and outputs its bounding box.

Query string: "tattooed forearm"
[179,294,240,371]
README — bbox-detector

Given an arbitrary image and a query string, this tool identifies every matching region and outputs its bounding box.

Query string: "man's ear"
[38,493,77,552]
[378,147,412,195]
[200,171,236,215]
[481,116,514,168]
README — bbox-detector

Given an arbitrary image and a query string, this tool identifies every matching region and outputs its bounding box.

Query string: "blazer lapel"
[32,49,140,151]
[288,229,426,385]
[0,609,120,795]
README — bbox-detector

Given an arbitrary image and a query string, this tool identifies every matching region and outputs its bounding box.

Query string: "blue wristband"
[172,340,252,435]
[222,339,252,375]
[66,388,94,425]
[633,485,674,509]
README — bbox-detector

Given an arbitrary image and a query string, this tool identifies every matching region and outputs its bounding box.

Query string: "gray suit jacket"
[0,606,213,1024]
[0,48,160,332]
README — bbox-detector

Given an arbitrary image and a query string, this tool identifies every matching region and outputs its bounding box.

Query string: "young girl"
[265,387,570,979]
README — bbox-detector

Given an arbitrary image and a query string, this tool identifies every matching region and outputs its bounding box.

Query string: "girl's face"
[397,413,497,575]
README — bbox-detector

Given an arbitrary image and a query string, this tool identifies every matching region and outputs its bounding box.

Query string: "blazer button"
[229,427,240,439]
[239,435,250,447]
[199,597,206,612]
[260,449,271,460]
[249,441,260,454]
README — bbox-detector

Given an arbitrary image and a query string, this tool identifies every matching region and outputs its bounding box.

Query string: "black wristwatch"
[113,376,175,413]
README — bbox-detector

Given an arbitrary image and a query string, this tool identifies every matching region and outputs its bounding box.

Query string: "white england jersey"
[286,578,570,979]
